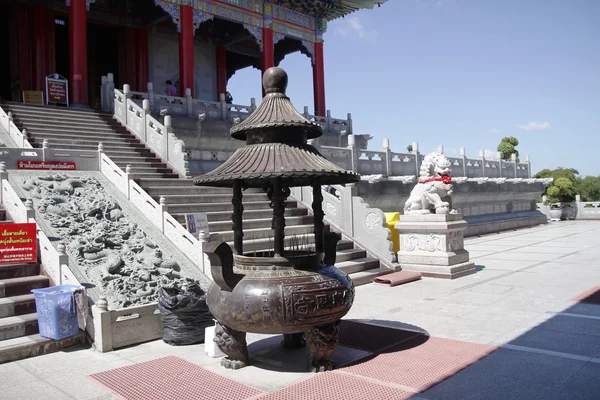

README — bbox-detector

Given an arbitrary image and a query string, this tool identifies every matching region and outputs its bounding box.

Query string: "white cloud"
[335,16,376,39]
[516,121,552,131]
[488,128,502,134]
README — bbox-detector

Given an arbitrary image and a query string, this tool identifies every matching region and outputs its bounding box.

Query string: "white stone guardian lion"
[404,152,458,215]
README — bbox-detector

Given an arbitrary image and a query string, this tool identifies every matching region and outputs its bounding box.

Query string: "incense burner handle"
[203,241,242,291]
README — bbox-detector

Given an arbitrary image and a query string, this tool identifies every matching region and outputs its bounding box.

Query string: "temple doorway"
[88,23,119,109]
[55,16,70,87]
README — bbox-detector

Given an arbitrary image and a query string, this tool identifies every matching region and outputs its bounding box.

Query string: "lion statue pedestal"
[395,152,476,279]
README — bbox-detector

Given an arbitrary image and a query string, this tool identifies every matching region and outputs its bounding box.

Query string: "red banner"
[17,160,76,170]
[47,78,68,103]
[0,223,37,264]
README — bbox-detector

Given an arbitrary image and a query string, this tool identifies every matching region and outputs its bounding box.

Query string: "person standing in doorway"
[165,80,177,96]
[225,91,233,104]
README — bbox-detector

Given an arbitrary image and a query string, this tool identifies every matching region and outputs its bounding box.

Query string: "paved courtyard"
[1,221,599,399]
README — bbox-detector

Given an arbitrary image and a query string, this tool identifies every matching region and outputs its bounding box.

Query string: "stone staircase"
[0,206,84,364]
[3,103,389,285]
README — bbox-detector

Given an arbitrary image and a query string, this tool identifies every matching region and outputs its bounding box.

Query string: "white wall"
[149,27,217,101]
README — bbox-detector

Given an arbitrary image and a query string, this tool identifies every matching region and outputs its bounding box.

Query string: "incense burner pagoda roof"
[193,67,360,188]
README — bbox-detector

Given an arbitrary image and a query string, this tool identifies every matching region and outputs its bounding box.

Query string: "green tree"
[497,136,520,161]
[535,167,579,203]
[407,144,413,152]
[577,176,600,201]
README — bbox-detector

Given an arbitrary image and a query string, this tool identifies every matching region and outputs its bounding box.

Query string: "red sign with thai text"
[47,78,68,103]
[0,223,37,264]
[17,160,76,170]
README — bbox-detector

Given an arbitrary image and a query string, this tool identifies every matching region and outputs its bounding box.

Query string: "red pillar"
[124,28,137,90]
[69,0,89,106]
[313,42,326,117]
[15,5,32,93]
[216,46,227,101]
[33,6,51,92]
[137,29,149,93]
[261,27,274,97]
[179,5,194,97]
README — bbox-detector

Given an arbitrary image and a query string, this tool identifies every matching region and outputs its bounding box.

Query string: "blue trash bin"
[31,284,83,340]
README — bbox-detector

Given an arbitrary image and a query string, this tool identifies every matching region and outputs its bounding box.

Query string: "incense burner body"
[206,253,355,335]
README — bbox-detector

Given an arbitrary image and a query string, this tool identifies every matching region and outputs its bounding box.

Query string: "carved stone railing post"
[57,243,69,285]
[141,100,150,142]
[97,142,104,170]
[125,165,132,200]
[511,153,518,178]
[42,139,49,162]
[100,75,107,112]
[382,138,391,178]
[24,198,35,221]
[326,110,332,132]
[92,296,113,352]
[185,88,193,117]
[106,73,115,112]
[21,129,28,148]
[347,113,353,134]
[147,82,156,114]
[526,155,531,178]
[0,162,7,204]
[479,149,486,177]
[159,196,168,233]
[460,147,467,177]
[303,106,310,119]
[413,141,420,177]
[347,134,359,173]
[220,93,227,120]
[163,115,172,159]
[123,84,131,125]
[250,98,257,113]
[497,151,503,178]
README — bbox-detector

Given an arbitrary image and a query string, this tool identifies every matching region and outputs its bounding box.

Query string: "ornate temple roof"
[193,67,360,188]
[324,0,389,20]
[275,1,388,21]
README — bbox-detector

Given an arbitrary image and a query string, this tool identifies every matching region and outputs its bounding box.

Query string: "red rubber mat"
[571,286,600,304]
[250,371,414,400]
[338,320,424,353]
[88,356,264,400]
[341,336,497,392]
[373,271,422,286]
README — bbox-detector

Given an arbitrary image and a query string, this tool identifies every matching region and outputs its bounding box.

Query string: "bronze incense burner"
[194,67,360,372]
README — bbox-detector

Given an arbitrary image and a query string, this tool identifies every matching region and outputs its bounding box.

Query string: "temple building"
[0,0,387,113]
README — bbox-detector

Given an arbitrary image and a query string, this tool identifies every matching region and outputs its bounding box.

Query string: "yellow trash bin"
[384,212,400,253]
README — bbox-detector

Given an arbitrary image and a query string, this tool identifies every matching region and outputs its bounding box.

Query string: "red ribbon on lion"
[418,176,452,184]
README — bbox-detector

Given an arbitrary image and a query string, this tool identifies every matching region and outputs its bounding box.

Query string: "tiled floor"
[1,221,599,399]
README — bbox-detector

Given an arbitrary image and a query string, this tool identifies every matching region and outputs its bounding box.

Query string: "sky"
[228,0,600,177]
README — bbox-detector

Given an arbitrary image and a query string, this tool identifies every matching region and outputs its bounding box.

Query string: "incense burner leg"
[281,332,306,349]
[214,322,250,369]
[307,322,340,372]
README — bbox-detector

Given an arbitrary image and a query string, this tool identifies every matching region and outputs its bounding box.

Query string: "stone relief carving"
[364,212,382,231]
[20,175,195,309]
[447,231,463,251]
[404,152,458,215]
[325,201,337,217]
[404,233,443,252]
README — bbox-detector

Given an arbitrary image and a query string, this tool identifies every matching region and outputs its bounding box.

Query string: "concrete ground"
[1,221,599,399]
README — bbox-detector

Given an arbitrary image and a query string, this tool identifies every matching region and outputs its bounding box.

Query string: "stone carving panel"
[403,233,443,253]
[20,175,196,309]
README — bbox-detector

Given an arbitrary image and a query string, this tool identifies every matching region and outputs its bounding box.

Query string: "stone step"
[211,224,315,243]
[125,166,174,174]
[0,332,85,364]
[111,156,163,163]
[159,193,268,205]
[171,207,308,224]
[27,131,140,145]
[129,172,180,180]
[114,161,168,169]
[5,104,112,119]
[348,267,393,286]
[231,236,354,253]
[137,178,198,187]
[0,313,39,341]
[208,215,314,232]
[29,137,146,149]
[5,102,110,115]
[0,276,49,298]
[166,200,297,214]
[334,248,367,263]
[16,119,125,133]
[0,294,36,318]
[337,257,380,275]
[31,142,150,153]
[144,186,263,196]
[0,263,39,280]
